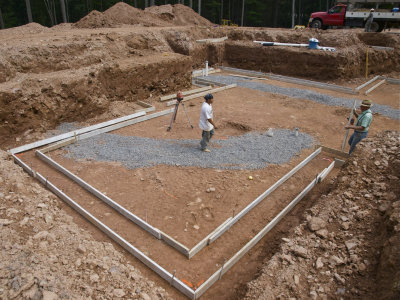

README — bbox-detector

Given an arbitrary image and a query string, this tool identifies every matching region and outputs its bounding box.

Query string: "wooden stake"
[341,99,357,152]
[365,48,369,79]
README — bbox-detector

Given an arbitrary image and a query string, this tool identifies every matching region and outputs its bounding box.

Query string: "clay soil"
[1,2,400,300]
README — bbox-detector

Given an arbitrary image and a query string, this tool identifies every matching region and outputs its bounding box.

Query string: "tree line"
[0,0,337,30]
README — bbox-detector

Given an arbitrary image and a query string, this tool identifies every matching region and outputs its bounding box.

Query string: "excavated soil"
[1,3,400,300]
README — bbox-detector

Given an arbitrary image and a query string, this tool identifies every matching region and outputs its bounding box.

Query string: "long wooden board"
[160,86,212,101]
[13,154,195,299]
[207,147,321,244]
[9,111,146,154]
[166,84,237,107]
[195,164,334,299]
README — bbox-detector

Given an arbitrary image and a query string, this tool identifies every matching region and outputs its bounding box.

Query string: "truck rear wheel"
[369,21,381,32]
[311,20,322,29]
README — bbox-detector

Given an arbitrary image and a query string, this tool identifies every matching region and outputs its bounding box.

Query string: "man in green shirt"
[345,99,373,155]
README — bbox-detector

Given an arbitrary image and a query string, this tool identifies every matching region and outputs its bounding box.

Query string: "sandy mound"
[172,4,214,26]
[74,10,114,28]
[74,3,213,28]
[75,2,172,28]
[103,2,171,27]
[146,4,214,27]
[0,22,48,38]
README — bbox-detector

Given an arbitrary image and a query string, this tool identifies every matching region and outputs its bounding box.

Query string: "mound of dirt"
[74,2,172,28]
[74,10,113,28]
[0,22,48,38]
[146,4,214,27]
[103,2,170,27]
[172,4,214,26]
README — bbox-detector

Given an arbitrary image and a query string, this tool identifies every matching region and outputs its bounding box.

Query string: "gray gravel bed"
[201,75,399,120]
[63,129,314,170]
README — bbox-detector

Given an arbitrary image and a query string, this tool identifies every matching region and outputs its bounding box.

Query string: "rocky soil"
[244,131,400,300]
[0,149,171,300]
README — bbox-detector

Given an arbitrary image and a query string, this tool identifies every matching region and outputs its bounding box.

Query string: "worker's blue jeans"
[348,131,368,155]
[200,129,214,150]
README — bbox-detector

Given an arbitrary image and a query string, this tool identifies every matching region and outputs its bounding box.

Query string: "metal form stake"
[341,99,357,152]
[219,258,226,280]
[365,48,369,79]
[170,270,176,285]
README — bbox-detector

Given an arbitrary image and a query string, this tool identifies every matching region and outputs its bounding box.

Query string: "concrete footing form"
[10,78,346,299]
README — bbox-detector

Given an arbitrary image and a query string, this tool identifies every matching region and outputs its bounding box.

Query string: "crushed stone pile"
[63,129,314,170]
[244,130,400,299]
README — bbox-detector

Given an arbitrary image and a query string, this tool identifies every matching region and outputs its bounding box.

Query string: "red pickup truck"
[309,3,400,32]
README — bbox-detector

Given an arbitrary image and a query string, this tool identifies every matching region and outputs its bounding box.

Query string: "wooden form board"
[192,69,221,77]
[192,78,225,87]
[160,86,212,102]
[196,36,228,43]
[16,148,336,300]
[385,77,400,85]
[365,79,386,95]
[73,109,174,143]
[227,74,268,80]
[195,161,335,298]
[12,154,196,299]
[219,66,356,94]
[354,75,380,92]
[188,217,233,259]
[266,73,357,94]
[35,109,173,157]
[137,100,154,108]
[321,145,348,159]
[40,137,77,154]
[166,84,237,107]
[208,147,322,244]
[9,111,146,154]
[36,150,192,256]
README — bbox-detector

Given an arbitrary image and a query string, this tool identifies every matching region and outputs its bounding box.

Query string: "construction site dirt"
[1,3,399,300]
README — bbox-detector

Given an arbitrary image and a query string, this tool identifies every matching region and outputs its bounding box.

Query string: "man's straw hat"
[361,99,372,107]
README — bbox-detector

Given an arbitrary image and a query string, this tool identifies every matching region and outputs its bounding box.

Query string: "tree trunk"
[220,0,223,24]
[198,0,201,15]
[145,0,148,8]
[59,0,67,23]
[0,8,4,29]
[273,1,279,27]
[150,0,155,6]
[292,0,295,28]
[25,0,33,23]
[52,0,57,24]
[241,0,245,26]
[190,0,192,8]
[298,0,301,25]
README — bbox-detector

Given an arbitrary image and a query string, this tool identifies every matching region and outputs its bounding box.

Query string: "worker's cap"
[360,99,373,107]
[204,93,213,101]
[370,8,375,11]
